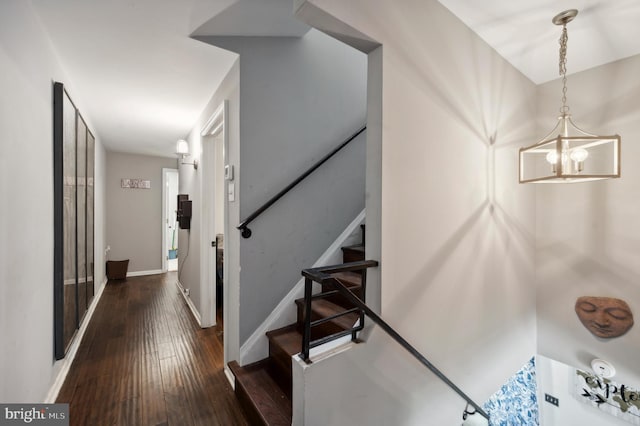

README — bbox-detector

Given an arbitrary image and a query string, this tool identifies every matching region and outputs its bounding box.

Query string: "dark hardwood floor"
[56,272,248,426]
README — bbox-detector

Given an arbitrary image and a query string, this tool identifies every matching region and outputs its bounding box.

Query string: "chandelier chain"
[559,24,569,113]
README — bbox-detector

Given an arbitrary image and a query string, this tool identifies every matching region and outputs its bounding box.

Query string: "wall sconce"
[519,9,621,183]
[176,139,198,170]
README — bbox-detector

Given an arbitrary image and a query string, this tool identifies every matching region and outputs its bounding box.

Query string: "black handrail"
[301,261,490,422]
[237,125,366,238]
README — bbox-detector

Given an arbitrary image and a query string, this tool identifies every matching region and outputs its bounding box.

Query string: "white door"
[162,168,179,272]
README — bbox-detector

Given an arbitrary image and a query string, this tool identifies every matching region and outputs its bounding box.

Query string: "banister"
[303,260,378,279]
[300,261,490,422]
[237,125,366,238]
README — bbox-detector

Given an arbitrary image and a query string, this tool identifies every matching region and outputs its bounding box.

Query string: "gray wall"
[200,29,367,345]
[0,0,106,402]
[106,152,176,273]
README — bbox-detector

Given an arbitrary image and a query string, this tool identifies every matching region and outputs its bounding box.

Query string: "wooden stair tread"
[265,325,300,399]
[229,360,292,426]
[294,298,359,330]
[341,244,365,262]
[341,244,364,252]
[329,271,362,287]
[266,325,302,356]
[228,223,368,425]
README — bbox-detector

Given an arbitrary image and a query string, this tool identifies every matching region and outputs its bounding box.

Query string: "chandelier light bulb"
[570,148,589,162]
[546,151,567,165]
[571,147,589,172]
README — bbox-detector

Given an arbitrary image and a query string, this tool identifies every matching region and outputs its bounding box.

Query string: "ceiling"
[31,0,640,157]
[437,0,640,84]
[191,0,309,37]
[31,0,307,158]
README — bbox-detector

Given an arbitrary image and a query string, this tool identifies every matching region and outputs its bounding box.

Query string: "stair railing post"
[302,277,313,362]
[354,268,367,341]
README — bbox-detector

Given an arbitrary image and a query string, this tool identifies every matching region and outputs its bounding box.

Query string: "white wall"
[178,58,240,359]
[199,30,368,345]
[214,137,224,235]
[536,54,640,386]
[537,355,631,426]
[105,151,176,274]
[293,0,538,423]
[0,0,106,402]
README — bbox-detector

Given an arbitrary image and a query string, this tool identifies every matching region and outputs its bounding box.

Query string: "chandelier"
[519,9,621,184]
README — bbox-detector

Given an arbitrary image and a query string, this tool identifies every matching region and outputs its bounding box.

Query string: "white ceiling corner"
[437,0,640,84]
[192,0,310,37]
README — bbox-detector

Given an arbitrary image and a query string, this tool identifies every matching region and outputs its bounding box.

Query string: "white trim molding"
[45,277,108,403]
[176,279,202,327]
[199,99,229,329]
[126,269,163,278]
[224,365,235,389]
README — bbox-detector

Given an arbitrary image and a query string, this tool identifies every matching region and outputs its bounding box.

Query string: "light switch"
[228,182,235,202]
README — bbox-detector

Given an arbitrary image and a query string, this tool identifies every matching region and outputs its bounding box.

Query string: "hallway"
[56,273,248,426]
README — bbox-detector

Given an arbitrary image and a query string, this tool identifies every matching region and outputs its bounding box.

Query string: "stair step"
[228,360,292,426]
[226,226,369,425]
[330,271,362,287]
[341,244,365,263]
[295,298,360,338]
[266,324,302,356]
[322,271,363,308]
[266,325,302,398]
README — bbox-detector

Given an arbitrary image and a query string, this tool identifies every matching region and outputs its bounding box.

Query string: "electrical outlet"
[185,288,190,297]
[545,393,559,407]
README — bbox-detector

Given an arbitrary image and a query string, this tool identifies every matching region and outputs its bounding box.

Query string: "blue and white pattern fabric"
[483,357,539,426]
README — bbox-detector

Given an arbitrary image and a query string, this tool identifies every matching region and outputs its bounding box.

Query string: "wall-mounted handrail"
[301,261,490,422]
[237,125,366,238]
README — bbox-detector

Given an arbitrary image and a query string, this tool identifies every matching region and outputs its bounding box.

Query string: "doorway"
[200,100,228,329]
[162,168,179,272]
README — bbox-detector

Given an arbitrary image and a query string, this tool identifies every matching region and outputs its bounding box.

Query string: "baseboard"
[175,279,202,327]
[45,276,108,403]
[127,269,163,277]
[224,365,235,390]
[240,209,365,365]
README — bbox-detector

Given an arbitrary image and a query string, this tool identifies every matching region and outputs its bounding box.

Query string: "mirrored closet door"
[53,82,96,360]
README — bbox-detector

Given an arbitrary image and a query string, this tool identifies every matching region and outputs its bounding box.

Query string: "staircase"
[228,225,366,425]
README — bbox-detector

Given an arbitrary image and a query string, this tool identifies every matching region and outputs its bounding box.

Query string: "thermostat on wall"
[224,164,234,181]
[591,358,616,378]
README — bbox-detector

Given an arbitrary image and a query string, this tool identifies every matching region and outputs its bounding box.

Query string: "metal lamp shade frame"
[519,9,621,184]
[519,115,621,183]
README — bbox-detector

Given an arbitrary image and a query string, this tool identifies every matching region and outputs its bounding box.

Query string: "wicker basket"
[106,259,129,280]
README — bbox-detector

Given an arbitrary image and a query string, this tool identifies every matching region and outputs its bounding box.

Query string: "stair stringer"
[239,209,366,366]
